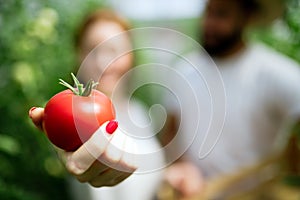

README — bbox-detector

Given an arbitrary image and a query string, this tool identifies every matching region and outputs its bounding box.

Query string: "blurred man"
[162,0,300,199]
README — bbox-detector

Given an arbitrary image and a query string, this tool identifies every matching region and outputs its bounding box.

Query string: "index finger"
[64,121,114,176]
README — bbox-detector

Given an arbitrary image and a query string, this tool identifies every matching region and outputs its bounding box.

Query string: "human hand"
[164,161,205,199]
[29,107,137,187]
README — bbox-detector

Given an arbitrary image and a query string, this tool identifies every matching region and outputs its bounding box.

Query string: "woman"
[29,9,164,200]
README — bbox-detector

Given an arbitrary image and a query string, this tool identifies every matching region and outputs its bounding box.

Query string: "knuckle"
[105,181,118,187]
[65,160,85,176]
[89,180,104,188]
[76,176,87,183]
[101,151,120,165]
[118,160,137,172]
[85,140,105,156]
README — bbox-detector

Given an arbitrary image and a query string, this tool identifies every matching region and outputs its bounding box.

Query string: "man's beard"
[202,30,242,57]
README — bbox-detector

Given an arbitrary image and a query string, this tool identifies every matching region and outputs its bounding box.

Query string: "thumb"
[29,107,45,131]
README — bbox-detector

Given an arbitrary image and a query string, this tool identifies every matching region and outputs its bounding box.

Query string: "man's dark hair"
[239,0,261,15]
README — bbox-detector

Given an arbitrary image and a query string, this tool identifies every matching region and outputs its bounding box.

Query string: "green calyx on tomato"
[59,73,98,97]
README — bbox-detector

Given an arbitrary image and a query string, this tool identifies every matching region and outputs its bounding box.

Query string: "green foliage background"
[0,0,300,199]
[250,0,300,63]
[0,0,105,199]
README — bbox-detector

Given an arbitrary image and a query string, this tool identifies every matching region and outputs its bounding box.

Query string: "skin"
[164,0,254,198]
[79,21,133,97]
[201,0,250,58]
[29,18,136,187]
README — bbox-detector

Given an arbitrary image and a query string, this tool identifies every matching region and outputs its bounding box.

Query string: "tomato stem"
[59,73,98,96]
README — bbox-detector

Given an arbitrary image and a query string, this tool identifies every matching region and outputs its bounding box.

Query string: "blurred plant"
[250,0,300,63]
[0,0,105,199]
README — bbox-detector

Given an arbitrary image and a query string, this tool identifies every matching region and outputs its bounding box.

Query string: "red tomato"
[43,89,115,151]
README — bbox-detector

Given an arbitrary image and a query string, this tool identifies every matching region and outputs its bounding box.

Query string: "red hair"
[74,9,131,50]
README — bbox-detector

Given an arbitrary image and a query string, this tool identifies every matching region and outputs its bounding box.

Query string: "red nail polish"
[106,120,118,134]
[29,107,37,118]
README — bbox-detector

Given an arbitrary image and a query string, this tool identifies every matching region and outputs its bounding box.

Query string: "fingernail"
[29,107,37,118]
[106,120,118,134]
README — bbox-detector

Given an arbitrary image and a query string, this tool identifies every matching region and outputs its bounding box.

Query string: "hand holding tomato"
[43,74,116,151]
[164,161,205,199]
[29,74,137,187]
[30,107,136,186]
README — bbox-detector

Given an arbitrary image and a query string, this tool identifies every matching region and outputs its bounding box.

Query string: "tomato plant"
[43,74,116,151]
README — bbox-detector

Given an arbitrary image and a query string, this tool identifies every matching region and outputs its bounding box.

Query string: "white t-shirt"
[165,43,300,179]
